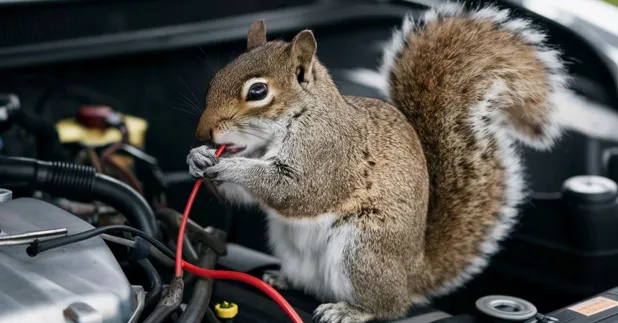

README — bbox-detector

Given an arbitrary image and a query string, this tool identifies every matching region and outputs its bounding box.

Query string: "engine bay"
[2,0,618,322]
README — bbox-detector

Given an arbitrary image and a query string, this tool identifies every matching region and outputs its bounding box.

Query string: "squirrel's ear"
[290,30,317,84]
[247,20,267,50]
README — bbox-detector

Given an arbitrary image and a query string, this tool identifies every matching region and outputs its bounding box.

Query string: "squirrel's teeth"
[223,145,246,154]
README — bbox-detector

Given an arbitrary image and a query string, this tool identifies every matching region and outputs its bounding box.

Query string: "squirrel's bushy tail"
[381,3,569,296]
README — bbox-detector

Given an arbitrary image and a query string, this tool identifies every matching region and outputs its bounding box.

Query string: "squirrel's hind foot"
[313,302,375,323]
[262,270,290,290]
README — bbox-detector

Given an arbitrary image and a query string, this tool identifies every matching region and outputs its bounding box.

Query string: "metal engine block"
[0,191,140,323]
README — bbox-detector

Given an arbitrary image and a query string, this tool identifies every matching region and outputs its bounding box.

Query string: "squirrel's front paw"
[204,157,265,183]
[186,146,218,178]
[313,302,374,323]
[262,270,289,290]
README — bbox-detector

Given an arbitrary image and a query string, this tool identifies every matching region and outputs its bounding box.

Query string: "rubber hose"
[205,308,223,323]
[178,228,227,323]
[138,258,163,312]
[0,156,157,237]
[156,208,227,255]
[142,277,184,323]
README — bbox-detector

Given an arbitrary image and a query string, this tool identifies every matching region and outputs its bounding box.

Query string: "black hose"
[157,215,199,264]
[178,228,227,323]
[91,174,158,237]
[182,234,199,264]
[142,277,184,323]
[0,156,158,237]
[205,308,223,323]
[137,259,163,311]
[156,208,227,255]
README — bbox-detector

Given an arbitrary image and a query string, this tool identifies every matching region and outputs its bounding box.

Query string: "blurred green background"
[605,0,618,6]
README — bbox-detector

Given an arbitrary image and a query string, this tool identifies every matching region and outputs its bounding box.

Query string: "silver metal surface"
[0,198,134,323]
[64,302,102,323]
[563,175,618,195]
[127,286,146,323]
[0,228,68,246]
[476,295,537,321]
[0,189,12,204]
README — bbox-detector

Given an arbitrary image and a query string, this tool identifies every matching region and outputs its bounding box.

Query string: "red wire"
[182,261,304,323]
[174,145,226,276]
[174,144,303,322]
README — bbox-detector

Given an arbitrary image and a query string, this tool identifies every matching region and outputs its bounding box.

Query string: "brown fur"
[188,7,565,322]
[389,17,551,290]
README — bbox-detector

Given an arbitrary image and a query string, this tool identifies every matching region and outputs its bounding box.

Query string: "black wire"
[27,225,174,260]
[137,258,163,311]
[178,229,225,323]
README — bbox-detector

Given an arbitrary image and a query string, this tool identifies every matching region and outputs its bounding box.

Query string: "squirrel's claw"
[313,302,374,323]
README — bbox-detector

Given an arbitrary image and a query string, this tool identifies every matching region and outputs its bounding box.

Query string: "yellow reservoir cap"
[56,114,148,148]
[215,301,238,319]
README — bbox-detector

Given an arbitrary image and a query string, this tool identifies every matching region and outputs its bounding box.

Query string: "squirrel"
[187,2,569,322]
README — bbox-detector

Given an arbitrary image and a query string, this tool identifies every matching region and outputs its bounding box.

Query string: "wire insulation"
[175,144,302,323]
[174,145,225,277]
[182,261,303,323]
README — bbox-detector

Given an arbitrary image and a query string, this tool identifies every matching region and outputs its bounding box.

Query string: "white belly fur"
[216,180,358,303]
[217,182,258,206]
[265,209,358,303]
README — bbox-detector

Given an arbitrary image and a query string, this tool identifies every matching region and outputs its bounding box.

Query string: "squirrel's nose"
[195,127,213,142]
[196,112,218,141]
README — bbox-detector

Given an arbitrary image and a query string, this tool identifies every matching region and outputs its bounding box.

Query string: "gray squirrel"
[187,2,569,322]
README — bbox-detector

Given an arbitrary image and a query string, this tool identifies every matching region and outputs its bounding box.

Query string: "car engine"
[0,195,139,323]
[1,0,618,323]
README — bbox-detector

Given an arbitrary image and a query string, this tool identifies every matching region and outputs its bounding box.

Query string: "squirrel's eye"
[247,83,268,101]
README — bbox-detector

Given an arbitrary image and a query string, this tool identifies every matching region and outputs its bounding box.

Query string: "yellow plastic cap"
[215,301,238,319]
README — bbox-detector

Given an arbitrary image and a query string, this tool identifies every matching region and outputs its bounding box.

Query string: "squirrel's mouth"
[223,144,246,155]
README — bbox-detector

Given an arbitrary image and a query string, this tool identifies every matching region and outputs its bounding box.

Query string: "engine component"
[142,277,184,323]
[562,175,618,204]
[215,301,239,323]
[0,227,68,246]
[0,93,20,123]
[55,105,148,148]
[0,93,68,161]
[0,156,158,237]
[178,227,227,323]
[475,295,537,322]
[0,196,136,323]
[0,188,11,204]
[561,175,618,252]
[547,286,618,323]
